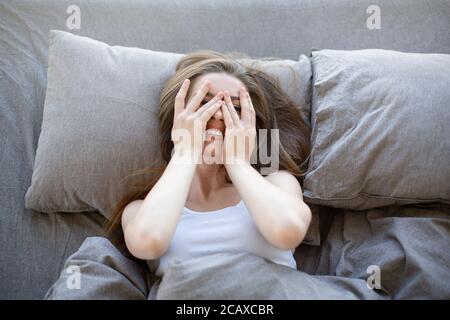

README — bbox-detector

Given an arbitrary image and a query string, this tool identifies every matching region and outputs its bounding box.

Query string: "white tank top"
[149,200,297,277]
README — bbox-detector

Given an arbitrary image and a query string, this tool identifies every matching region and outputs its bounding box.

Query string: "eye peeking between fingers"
[202,100,240,112]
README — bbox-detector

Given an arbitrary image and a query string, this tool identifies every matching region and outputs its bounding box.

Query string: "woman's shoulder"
[264,170,304,199]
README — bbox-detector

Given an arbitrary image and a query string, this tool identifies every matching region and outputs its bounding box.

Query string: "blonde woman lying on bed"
[105,50,312,278]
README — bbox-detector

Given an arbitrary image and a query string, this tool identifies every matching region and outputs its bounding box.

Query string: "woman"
[105,50,312,278]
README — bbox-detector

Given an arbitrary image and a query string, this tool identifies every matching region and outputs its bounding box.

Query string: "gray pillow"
[303,49,450,210]
[25,30,312,221]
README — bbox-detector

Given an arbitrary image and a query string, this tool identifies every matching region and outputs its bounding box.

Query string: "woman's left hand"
[221,87,257,166]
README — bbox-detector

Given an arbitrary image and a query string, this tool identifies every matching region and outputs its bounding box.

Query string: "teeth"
[205,129,223,136]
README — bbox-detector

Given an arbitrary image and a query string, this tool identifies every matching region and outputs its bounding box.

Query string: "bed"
[1,0,449,299]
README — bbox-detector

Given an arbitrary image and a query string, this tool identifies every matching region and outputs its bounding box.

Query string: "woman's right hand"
[171,79,224,161]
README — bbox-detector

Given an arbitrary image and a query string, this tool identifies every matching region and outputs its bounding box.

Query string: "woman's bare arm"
[122,79,224,260]
[226,165,312,251]
[123,151,197,260]
[221,88,311,250]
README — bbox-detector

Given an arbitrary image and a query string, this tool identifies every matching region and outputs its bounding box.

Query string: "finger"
[224,90,240,124]
[246,90,256,127]
[221,102,234,128]
[174,79,190,116]
[199,100,223,122]
[239,87,251,123]
[186,80,211,113]
[195,91,224,115]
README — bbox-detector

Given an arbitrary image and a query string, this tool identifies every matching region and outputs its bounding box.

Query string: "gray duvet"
[44,237,385,300]
[45,204,450,300]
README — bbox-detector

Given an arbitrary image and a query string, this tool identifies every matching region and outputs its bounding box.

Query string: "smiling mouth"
[205,128,223,137]
[205,120,225,138]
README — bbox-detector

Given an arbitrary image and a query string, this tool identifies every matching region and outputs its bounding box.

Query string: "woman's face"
[187,72,246,163]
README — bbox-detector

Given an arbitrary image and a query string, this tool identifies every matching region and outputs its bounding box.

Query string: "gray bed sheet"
[1,0,450,299]
[0,188,106,299]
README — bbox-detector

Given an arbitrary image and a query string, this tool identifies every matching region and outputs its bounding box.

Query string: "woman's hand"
[221,87,257,166]
[171,79,224,162]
